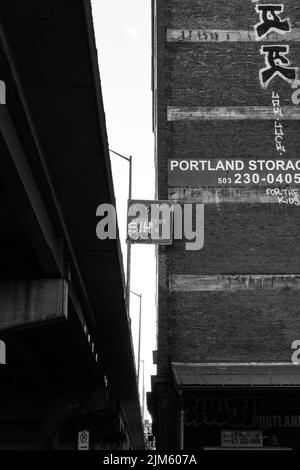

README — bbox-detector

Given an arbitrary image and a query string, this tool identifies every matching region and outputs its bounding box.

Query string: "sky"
[91,0,156,418]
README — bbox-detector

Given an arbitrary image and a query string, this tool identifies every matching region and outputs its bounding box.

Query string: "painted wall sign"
[168,158,300,187]
[254,415,300,428]
[221,430,263,447]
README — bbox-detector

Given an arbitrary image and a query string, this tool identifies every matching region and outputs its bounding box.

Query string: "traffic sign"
[78,430,89,450]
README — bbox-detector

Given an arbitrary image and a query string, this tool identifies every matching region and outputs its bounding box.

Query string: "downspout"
[179,390,184,450]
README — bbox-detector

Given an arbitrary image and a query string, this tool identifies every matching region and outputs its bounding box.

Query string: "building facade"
[149,0,300,450]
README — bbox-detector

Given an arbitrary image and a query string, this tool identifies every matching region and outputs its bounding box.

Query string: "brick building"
[149,0,300,450]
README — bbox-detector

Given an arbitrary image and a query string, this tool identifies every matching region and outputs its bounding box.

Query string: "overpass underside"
[0,0,143,450]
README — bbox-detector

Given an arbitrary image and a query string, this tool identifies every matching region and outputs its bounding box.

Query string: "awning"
[172,363,300,388]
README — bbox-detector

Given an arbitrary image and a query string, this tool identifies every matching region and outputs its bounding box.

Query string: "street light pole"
[127,156,132,316]
[109,149,132,316]
[140,359,145,422]
[130,290,142,384]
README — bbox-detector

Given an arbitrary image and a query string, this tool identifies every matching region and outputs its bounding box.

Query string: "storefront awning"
[172,363,300,388]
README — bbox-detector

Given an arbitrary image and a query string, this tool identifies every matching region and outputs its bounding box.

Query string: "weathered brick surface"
[157,202,300,375]
[169,290,300,363]
[165,0,300,30]
[166,44,300,107]
[167,204,300,274]
[168,121,300,159]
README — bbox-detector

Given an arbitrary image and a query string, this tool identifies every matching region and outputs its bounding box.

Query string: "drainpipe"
[179,390,184,450]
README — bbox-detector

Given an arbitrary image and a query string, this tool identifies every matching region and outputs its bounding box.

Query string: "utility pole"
[109,149,132,315]
[130,290,142,383]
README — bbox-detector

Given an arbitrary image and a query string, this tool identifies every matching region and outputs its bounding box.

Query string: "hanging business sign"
[168,158,300,187]
[127,200,173,245]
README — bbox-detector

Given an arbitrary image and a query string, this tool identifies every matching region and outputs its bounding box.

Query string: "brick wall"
[155,0,300,379]
[169,290,300,363]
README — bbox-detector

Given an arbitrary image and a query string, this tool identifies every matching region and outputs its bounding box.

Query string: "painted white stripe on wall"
[168,106,300,121]
[170,275,300,292]
[167,29,300,42]
[168,188,292,204]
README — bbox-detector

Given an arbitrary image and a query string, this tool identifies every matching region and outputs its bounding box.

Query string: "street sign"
[127,200,173,245]
[78,430,90,450]
[221,430,263,448]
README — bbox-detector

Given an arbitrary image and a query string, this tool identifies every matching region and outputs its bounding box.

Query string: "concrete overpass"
[0,0,144,450]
